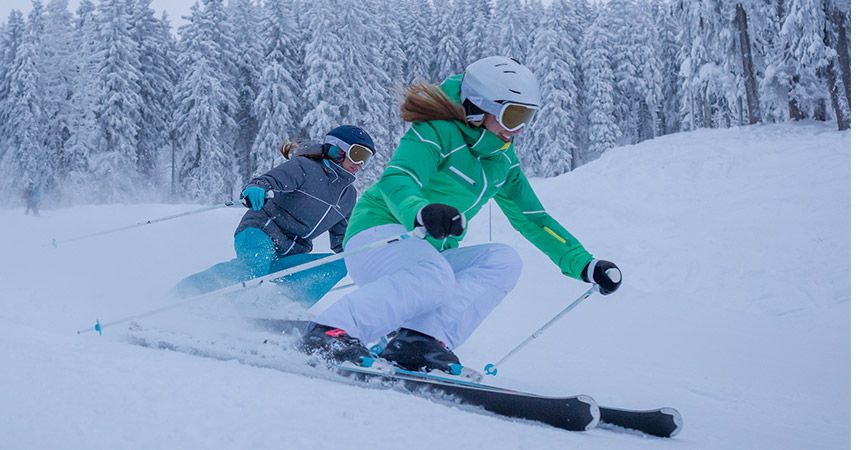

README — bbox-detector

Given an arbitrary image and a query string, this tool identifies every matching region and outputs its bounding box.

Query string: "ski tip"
[579,395,600,430]
[483,363,498,376]
[661,407,683,437]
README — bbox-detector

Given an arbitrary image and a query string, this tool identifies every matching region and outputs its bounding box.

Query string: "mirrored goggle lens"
[346,144,374,165]
[499,103,538,132]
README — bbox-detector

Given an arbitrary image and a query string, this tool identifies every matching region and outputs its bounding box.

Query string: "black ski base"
[600,406,682,438]
[339,363,600,432]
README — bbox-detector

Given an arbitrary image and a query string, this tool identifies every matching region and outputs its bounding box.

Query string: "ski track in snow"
[0,122,849,449]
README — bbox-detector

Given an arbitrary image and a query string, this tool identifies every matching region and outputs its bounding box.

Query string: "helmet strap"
[463,99,485,127]
[322,143,342,161]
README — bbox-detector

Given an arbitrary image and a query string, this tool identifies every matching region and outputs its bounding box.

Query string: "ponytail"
[400,81,467,123]
[279,141,300,159]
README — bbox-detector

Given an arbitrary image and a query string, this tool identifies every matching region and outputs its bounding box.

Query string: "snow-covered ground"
[0,122,849,449]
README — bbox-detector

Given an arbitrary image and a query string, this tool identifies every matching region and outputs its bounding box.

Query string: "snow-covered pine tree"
[300,0,347,141]
[492,0,528,64]
[61,0,99,202]
[130,0,178,195]
[581,9,620,162]
[251,0,299,176]
[756,0,793,122]
[654,0,682,135]
[227,0,263,181]
[675,0,707,130]
[87,0,144,201]
[522,0,545,61]
[676,0,742,130]
[460,0,492,64]
[525,0,579,176]
[203,0,241,195]
[401,0,434,84]
[634,0,664,141]
[40,0,75,188]
[433,0,465,81]
[779,0,836,120]
[361,0,406,187]
[288,0,312,139]
[172,1,239,201]
[0,10,27,161]
[337,0,394,189]
[0,8,46,200]
[604,0,644,144]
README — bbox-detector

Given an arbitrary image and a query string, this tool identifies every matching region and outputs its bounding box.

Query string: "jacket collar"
[439,74,515,158]
[322,158,356,184]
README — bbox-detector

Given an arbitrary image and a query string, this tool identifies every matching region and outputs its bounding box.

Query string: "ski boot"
[298,322,373,367]
[379,328,462,374]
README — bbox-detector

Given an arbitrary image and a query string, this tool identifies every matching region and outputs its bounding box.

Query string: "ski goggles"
[494,102,539,132]
[324,135,375,165]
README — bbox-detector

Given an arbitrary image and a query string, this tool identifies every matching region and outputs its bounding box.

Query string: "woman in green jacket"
[301,56,622,371]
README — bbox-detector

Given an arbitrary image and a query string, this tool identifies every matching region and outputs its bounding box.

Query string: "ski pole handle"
[484,285,597,377]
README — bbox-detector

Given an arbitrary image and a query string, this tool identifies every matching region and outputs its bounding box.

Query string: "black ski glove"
[581,259,622,295]
[415,203,466,239]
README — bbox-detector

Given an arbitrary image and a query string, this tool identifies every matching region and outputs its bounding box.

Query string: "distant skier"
[300,56,622,370]
[174,125,376,306]
[23,180,40,216]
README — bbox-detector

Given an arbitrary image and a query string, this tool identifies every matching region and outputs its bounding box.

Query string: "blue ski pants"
[174,227,347,307]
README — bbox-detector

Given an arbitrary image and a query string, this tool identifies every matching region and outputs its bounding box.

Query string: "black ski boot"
[379,328,462,374]
[298,322,372,367]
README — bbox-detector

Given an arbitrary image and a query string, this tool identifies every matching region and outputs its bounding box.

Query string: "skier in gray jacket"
[175,125,376,306]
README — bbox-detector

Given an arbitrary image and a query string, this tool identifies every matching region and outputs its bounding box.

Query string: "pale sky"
[0,0,196,28]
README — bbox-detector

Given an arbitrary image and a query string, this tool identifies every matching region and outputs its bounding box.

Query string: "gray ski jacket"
[235,150,357,255]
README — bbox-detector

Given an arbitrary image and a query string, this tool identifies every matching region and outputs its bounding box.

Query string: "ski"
[375,365,681,438]
[254,318,684,437]
[599,406,683,438]
[335,362,601,432]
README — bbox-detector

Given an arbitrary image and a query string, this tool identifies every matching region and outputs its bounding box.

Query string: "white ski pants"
[314,224,523,349]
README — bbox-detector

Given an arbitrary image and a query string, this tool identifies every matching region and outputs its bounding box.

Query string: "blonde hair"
[400,81,467,123]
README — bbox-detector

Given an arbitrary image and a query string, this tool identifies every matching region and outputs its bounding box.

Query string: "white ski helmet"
[460,56,541,131]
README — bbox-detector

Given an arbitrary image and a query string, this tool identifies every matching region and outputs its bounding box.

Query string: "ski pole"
[484,285,597,377]
[51,198,248,248]
[76,228,425,335]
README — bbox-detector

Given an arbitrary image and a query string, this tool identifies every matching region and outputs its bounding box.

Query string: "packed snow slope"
[0,122,849,449]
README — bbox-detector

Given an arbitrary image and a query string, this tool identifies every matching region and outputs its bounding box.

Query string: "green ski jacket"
[345,75,593,279]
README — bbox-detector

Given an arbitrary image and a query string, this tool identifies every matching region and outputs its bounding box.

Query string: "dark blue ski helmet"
[324,125,375,155]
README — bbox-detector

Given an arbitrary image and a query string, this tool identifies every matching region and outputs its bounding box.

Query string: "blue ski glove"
[242,186,268,211]
[582,259,622,295]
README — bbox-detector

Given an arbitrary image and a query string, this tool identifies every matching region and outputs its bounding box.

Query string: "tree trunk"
[820,59,849,129]
[831,7,850,108]
[637,98,655,141]
[702,93,712,128]
[735,3,761,124]
[820,4,849,130]
[788,76,806,120]
[813,99,827,121]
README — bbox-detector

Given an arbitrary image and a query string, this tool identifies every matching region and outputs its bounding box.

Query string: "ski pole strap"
[53,199,243,248]
[76,228,425,335]
[485,285,597,376]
